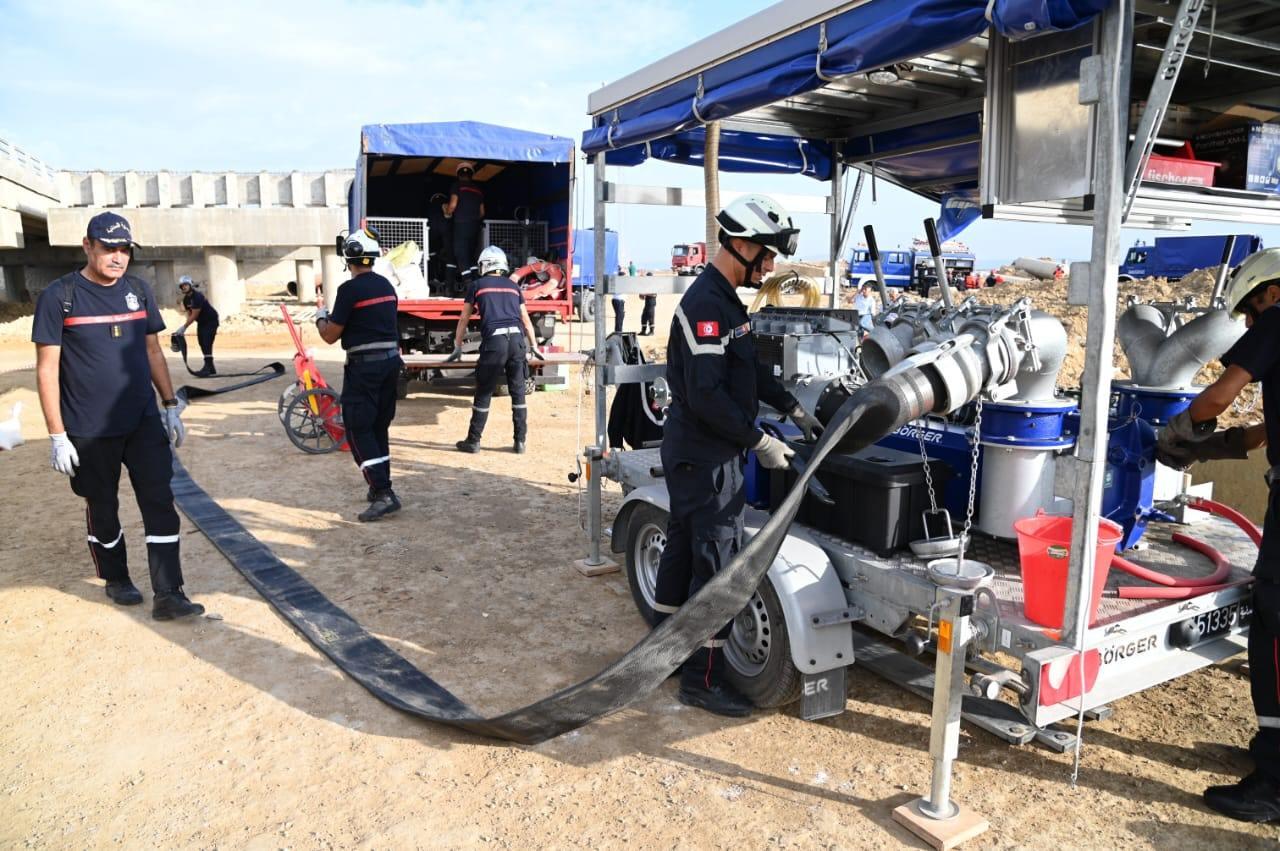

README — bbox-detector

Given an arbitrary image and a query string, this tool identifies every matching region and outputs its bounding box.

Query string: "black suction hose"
[172,369,938,744]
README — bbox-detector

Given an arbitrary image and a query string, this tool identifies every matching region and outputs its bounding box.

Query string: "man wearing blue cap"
[30,211,204,621]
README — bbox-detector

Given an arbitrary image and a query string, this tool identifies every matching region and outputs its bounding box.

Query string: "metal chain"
[958,397,984,560]
[915,421,940,514]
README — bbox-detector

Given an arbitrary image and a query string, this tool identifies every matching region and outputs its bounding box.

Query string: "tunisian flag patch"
[696,320,720,338]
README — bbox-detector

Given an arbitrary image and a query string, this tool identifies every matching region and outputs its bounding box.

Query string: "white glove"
[49,432,79,476]
[314,306,329,322]
[177,323,190,335]
[0,402,23,451]
[788,405,825,442]
[161,405,186,448]
[752,432,795,470]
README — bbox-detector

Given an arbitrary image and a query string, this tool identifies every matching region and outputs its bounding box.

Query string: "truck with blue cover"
[1118,234,1262,281]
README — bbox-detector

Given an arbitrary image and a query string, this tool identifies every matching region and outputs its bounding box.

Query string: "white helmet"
[341,227,382,266]
[716,194,800,257]
[178,274,195,289]
[1223,247,1280,319]
[478,245,509,276]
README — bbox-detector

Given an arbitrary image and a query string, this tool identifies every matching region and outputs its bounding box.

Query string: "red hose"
[1118,580,1248,600]
[1187,496,1263,546]
[1114,497,1261,600]
[1111,533,1233,588]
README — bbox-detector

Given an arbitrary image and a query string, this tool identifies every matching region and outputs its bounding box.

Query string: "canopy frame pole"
[828,158,843,308]
[1063,2,1133,648]
[582,152,611,570]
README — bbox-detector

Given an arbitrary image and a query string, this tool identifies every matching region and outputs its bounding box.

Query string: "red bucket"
[1012,512,1124,629]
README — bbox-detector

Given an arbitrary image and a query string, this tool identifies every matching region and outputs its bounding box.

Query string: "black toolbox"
[770,444,952,556]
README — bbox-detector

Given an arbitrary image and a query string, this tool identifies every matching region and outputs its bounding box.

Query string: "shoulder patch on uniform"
[695,320,720,338]
[731,322,750,338]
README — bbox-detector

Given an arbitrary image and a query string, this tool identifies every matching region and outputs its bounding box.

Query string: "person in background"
[175,275,220,377]
[426,192,453,286]
[449,245,542,454]
[985,269,998,289]
[640,290,657,336]
[314,228,403,522]
[853,283,876,334]
[31,212,202,620]
[612,289,627,336]
[628,260,637,278]
[1156,247,1280,824]
[446,162,485,291]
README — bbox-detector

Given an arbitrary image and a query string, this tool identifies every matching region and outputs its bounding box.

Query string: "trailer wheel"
[580,296,596,322]
[624,503,669,625]
[724,578,801,708]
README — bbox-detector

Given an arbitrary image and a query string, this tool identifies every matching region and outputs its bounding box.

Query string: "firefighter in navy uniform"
[175,275,220,376]
[654,195,824,717]
[1156,247,1280,823]
[445,162,485,291]
[315,228,404,522]
[31,212,203,621]
[426,192,453,286]
[449,245,542,454]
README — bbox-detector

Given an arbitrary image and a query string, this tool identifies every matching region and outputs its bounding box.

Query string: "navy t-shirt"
[449,179,484,222]
[1221,305,1280,466]
[465,274,525,336]
[31,272,165,438]
[329,271,399,350]
[182,289,219,326]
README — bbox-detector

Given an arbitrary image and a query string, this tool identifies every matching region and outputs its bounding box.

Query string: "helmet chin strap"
[719,236,766,285]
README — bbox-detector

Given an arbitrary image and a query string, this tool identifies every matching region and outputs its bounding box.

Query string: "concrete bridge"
[0,136,355,315]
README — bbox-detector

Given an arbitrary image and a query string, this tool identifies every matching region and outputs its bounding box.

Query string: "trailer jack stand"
[574,444,620,576]
[892,587,990,850]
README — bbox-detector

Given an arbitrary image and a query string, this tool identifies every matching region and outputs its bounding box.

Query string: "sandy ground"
[1,295,1278,849]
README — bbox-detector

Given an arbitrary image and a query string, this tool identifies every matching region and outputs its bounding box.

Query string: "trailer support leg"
[893,589,989,849]
[574,444,618,576]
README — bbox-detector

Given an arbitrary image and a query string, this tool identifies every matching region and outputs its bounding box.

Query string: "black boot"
[455,439,479,453]
[1204,773,1280,823]
[193,359,216,378]
[359,489,401,522]
[514,441,526,454]
[366,486,377,503]
[105,579,143,606]
[153,588,205,621]
[677,646,752,717]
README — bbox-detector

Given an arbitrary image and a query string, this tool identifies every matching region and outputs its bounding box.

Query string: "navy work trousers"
[652,451,745,645]
[341,352,401,492]
[465,332,528,444]
[196,321,218,358]
[68,415,184,593]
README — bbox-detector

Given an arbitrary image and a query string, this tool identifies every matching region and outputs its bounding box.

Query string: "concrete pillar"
[204,247,242,317]
[123,171,143,207]
[320,246,345,308]
[151,260,178,307]
[289,172,308,208]
[295,259,317,303]
[156,172,173,208]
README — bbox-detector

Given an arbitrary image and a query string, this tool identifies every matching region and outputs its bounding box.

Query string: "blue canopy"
[363,121,574,164]
[583,0,1109,167]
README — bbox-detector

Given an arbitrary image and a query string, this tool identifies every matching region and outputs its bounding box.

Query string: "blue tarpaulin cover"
[583,0,1109,173]
[363,121,574,164]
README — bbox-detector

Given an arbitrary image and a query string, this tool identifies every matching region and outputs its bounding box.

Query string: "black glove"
[1156,426,1249,470]
[1156,409,1216,453]
[444,346,462,363]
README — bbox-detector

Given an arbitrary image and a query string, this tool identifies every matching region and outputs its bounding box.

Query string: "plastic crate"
[1142,153,1218,188]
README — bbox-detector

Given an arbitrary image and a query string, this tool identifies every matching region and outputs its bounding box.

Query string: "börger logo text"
[896,425,943,443]
[1100,635,1158,665]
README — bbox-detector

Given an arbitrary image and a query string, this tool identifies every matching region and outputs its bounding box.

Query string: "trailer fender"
[614,485,852,675]
[757,528,855,675]
[611,484,670,554]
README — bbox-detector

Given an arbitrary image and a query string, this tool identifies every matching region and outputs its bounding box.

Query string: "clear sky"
[2,0,1276,268]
